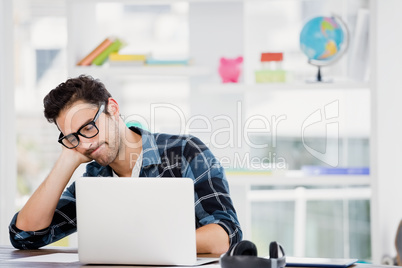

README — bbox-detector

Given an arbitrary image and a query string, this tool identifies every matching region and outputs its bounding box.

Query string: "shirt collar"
[129,126,161,167]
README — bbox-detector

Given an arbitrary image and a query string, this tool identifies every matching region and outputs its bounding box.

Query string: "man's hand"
[15,146,86,232]
[61,145,92,166]
[196,223,230,255]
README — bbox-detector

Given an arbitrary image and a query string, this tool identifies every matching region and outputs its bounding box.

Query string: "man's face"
[56,100,120,166]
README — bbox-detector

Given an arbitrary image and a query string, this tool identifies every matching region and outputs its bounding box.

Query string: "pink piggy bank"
[218,56,243,83]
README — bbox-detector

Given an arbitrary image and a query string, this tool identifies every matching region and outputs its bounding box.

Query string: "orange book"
[77,38,113,66]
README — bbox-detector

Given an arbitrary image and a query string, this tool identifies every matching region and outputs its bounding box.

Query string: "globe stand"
[317,66,322,81]
[307,66,333,83]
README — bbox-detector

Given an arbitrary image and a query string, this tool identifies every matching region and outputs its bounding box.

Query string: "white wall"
[370,0,402,263]
[0,0,16,245]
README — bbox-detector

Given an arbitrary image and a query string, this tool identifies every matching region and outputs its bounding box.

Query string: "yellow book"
[109,53,147,62]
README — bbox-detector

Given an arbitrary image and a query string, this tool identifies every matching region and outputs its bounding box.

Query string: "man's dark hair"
[43,75,112,123]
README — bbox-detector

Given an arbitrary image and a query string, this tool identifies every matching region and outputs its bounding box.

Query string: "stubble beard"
[91,119,121,167]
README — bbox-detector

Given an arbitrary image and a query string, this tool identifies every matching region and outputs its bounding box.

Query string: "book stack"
[77,37,123,66]
[77,37,191,67]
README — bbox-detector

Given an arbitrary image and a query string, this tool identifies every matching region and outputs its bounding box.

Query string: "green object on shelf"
[255,70,287,83]
[92,39,123,66]
[126,121,148,131]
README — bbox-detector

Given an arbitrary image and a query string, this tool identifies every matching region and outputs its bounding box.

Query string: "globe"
[300,16,348,82]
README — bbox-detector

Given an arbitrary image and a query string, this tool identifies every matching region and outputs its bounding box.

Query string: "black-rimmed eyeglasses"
[58,103,105,149]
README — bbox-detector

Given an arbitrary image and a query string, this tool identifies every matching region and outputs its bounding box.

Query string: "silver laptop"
[76,177,218,266]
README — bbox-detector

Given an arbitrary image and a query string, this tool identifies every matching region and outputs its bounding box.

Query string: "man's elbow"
[209,239,230,255]
[196,223,230,254]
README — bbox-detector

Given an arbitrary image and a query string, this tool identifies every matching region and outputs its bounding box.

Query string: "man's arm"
[196,223,230,254]
[16,147,88,231]
[182,136,243,255]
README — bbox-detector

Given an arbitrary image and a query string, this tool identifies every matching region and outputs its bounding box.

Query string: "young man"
[9,75,242,254]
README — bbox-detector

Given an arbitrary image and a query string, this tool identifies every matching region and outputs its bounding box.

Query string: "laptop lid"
[76,177,201,266]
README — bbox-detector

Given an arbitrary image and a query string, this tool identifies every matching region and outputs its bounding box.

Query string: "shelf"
[69,0,334,3]
[248,187,371,202]
[226,170,370,187]
[198,81,371,93]
[70,0,256,3]
[69,65,211,78]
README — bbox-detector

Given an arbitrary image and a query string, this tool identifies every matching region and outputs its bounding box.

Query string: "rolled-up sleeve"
[182,136,243,246]
[9,183,78,249]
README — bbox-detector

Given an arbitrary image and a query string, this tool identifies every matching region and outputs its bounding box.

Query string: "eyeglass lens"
[61,122,99,148]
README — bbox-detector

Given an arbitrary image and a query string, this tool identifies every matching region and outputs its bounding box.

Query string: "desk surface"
[0,246,79,267]
[0,245,221,267]
[0,245,392,268]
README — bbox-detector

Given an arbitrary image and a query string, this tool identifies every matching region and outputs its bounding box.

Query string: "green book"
[92,39,123,66]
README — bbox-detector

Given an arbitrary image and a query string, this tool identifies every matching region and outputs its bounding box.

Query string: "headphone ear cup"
[230,240,258,256]
[269,241,279,258]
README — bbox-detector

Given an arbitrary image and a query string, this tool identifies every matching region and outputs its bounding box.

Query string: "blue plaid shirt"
[9,127,242,249]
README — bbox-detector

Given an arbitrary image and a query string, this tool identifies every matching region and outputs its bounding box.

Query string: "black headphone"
[220,240,286,268]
